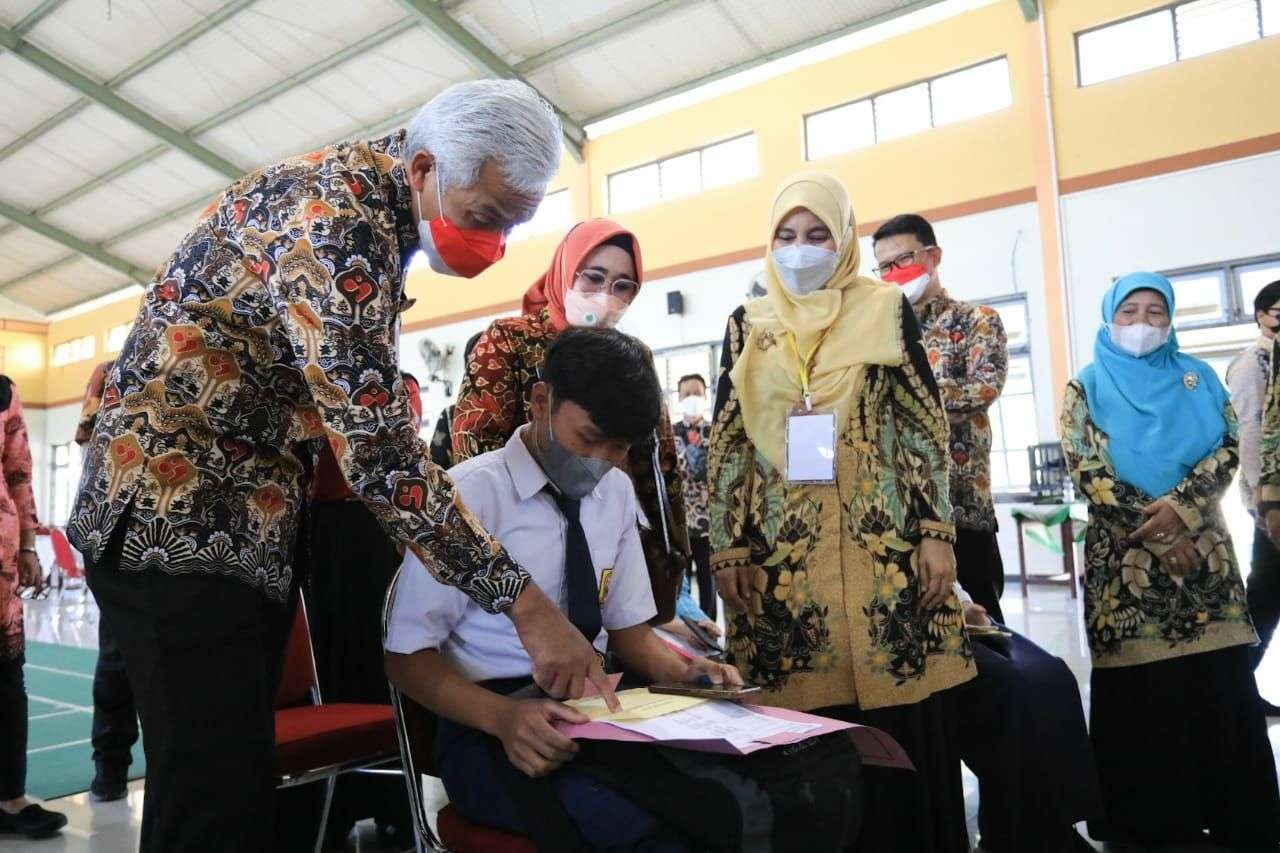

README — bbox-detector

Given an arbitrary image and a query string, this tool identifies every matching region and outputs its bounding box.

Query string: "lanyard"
[786,329,830,411]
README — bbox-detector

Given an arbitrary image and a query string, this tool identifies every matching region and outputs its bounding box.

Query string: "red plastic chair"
[48,527,86,599]
[381,565,536,853]
[275,595,399,853]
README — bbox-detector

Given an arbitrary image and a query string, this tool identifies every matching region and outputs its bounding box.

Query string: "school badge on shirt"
[1183,372,1199,391]
[599,568,613,603]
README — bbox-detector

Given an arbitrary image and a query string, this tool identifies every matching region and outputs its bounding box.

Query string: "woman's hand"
[1159,537,1200,577]
[1130,499,1187,546]
[679,656,744,688]
[962,602,991,627]
[917,538,956,610]
[696,619,723,638]
[17,550,40,589]
[716,565,755,613]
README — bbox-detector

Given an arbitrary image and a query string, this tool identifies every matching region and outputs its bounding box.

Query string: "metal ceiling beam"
[396,0,586,161]
[0,0,258,165]
[514,0,691,75]
[0,25,244,179]
[0,199,152,285]
[13,0,69,33]
[1017,0,1039,21]
[585,0,950,125]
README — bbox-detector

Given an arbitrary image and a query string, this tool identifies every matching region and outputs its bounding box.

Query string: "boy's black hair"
[872,213,937,248]
[1254,280,1280,316]
[677,373,707,391]
[544,327,662,443]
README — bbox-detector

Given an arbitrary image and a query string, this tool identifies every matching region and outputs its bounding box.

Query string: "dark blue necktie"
[544,485,602,642]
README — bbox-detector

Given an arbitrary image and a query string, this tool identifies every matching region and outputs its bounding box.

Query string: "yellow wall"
[0,327,48,404]
[43,296,141,405]
[1046,0,1280,180]
[22,0,1280,401]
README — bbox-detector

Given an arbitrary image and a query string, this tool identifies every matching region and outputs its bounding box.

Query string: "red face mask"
[881,262,929,286]
[418,177,506,279]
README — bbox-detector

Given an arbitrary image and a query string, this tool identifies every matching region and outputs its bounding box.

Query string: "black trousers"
[1089,645,1280,846]
[91,615,138,779]
[954,527,1005,622]
[86,519,296,853]
[818,694,969,853]
[689,535,715,620]
[308,500,412,839]
[0,657,26,801]
[949,632,1102,853]
[1249,526,1280,675]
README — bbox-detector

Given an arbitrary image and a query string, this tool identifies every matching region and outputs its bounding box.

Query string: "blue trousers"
[433,717,680,850]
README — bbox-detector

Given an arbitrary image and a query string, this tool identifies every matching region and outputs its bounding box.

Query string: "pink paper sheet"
[557,702,914,770]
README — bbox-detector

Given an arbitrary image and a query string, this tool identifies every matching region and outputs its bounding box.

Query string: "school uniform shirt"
[66,129,530,612]
[386,425,657,682]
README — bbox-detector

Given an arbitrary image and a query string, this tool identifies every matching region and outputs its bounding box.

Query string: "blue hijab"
[1078,272,1228,499]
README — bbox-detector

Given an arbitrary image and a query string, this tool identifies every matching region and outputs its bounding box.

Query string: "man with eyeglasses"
[872,213,1009,621]
[1229,278,1280,717]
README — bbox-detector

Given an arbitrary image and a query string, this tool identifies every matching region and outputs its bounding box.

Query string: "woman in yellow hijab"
[708,173,974,853]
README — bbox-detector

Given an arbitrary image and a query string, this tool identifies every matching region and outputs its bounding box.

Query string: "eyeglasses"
[873,247,936,278]
[575,268,640,302]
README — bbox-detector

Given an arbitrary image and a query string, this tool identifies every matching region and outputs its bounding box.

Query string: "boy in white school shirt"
[385,328,740,849]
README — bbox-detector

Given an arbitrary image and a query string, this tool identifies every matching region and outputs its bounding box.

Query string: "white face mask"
[417,176,459,277]
[895,272,932,304]
[1108,322,1171,357]
[680,395,705,418]
[772,245,838,296]
[565,289,628,328]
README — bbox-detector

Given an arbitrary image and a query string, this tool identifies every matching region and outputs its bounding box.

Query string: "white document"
[608,700,820,748]
[786,411,837,483]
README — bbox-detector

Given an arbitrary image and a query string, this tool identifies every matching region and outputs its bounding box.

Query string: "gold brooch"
[1183,372,1199,391]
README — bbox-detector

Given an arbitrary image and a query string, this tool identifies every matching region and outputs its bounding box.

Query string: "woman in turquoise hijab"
[1060,272,1279,848]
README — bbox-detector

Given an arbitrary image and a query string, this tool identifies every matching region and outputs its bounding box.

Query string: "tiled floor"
[5,584,1279,852]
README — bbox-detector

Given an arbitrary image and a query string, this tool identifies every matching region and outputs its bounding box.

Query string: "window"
[507,189,572,243]
[1162,255,1280,376]
[651,343,719,418]
[984,298,1037,493]
[50,442,82,527]
[106,322,131,353]
[1077,0,1271,86]
[804,58,1011,160]
[51,334,95,367]
[607,134,758,214]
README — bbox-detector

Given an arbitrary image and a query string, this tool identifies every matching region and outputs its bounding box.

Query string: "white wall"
[1061,150,1280,372]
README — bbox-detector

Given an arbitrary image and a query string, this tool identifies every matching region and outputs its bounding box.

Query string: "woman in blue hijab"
[1060,272,1280,848]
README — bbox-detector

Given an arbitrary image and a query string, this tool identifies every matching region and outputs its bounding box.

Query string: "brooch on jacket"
[1183,372,1199,391]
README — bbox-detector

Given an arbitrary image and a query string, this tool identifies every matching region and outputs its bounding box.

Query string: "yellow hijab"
[729,172,903,470]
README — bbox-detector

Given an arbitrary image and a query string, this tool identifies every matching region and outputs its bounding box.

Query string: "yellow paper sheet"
[564,688,708,722]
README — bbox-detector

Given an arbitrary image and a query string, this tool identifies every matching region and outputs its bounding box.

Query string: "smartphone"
[648,683,762,701]
[681,616,724,656]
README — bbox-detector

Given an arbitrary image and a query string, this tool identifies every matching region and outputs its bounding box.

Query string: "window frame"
[1159,252,1280,360]
[606,132,758,215]
[1074,0,1269,87]
[977,294,1037,497]
[803,56,1011,161]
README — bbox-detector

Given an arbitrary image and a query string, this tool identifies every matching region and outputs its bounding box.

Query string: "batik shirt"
[709,303,973,712]
[1060,380,1255,668]
[916,290,1007,532]
[68,130,529,611]
[673,419,710,539]
[0,384,37,662]
[451,307,691,620]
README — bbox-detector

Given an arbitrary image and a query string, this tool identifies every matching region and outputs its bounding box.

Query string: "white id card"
[785,410,837,483]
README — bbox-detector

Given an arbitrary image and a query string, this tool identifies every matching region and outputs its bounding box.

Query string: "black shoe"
[0,803,68,839]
